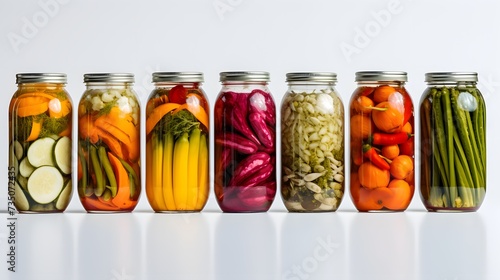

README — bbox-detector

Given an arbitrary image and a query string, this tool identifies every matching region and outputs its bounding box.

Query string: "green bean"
[119,159,138,199]
[90,145,104,197]
[98,146,117,198]
[78,146,89,197]
[442,88,457,205]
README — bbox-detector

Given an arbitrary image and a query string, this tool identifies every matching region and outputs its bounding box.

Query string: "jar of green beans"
[420,72,486,211]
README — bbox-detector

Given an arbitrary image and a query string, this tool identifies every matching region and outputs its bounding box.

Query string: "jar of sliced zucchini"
[281,72,345,212]
[8,73,73,213]
[78,73,141,212]
[420,72,486,211]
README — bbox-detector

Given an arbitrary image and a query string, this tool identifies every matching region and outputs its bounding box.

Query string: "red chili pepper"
[229,152,271,186]
[249,112,274,148]
[399,137,414,156]
[239,163,274,188]
[215,133,258,154]
[363,144,390,170]
[169,85,187,104]
[403,91,413,125]
[223,91,261,145]
[371,132,412,146]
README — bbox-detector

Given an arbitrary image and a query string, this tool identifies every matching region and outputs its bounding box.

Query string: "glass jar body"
[214,82,277,212]
[77,82,141,212]
[281,83,345,212]
[145,82,210,212]
[9,81,73,213]
[419,82,486,211]
[349,81,415,211]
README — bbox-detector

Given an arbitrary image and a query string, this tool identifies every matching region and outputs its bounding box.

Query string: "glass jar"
[280,72,345,212]
[349,71,415,212]
[145,72,210,212]
[214,71,277,212]
[420,72,486,211]
[78,73,141,212]
[8,73,73,213]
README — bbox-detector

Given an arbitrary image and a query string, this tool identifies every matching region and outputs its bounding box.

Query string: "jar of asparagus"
[281,72,345,212]
[214,71,276,212]
[349,71,415,212]
[420,72,486,211]
[145,72,209,212]
[78,73,141,212]
[8,73,73,213]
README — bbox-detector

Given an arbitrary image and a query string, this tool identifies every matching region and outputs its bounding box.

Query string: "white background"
[0,0,499,279]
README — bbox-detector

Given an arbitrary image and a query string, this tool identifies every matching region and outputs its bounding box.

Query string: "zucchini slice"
[27,166,64,204]
[14,181,30,211]
[27,137,56,167]
[19,157,35,177]
[53,136,72,175]
[56,180,72,210]
[17,175,28,191]
[9,146,19,177]
[11,141,24,160]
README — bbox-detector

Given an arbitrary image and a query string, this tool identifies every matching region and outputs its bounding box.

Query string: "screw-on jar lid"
[220,71,270,82]
[16,73,67,84]
[425,72,478,83]
[84,73,134,83]
[152,72,204,83]
[286,72,337,83]
[355,71,407,82]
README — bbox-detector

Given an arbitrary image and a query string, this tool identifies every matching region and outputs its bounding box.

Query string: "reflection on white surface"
[11,214,73,280]
[145,214,211,280]
[420,213,486,280]
[77,214,141,280]
[215,213,277,280]
[281,213,346,280]
[350,213,415,280]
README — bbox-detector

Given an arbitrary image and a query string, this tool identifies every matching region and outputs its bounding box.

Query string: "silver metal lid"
[286,72,337,83]
[425,72,478,83]
[355,71,407,82]
[16,73,67,84]
[84,73,135,83]
[152,72,204,83]
[220,71,270,82]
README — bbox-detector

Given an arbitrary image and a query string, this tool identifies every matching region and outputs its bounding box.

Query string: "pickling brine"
[281,72,345,212]
[349,71,415,212]
[78,73,141,212]
[214,72,276,212]
[145,72,209,212]
[8,73,73,213]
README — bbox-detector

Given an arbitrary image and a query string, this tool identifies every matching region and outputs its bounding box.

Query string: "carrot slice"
[17,102,49,117]
[58,123,72,137]
[83,197,120,211]
[25,120,42,142]
[108,152,135,210]
[145,103,180,136]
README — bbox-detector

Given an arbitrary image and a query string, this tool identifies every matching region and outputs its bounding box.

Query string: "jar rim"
[355,71,407,82]
[152,72,204,83]
[84,73,134,83]
[425,72,478,83]
[16,73,67,84]
[286,72,337,83]
[220,71,270,82]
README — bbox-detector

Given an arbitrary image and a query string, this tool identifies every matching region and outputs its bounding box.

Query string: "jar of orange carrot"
[78,73,141,212]
[9,73,73,213]
[145,72,209,212]
[349,71,414,212]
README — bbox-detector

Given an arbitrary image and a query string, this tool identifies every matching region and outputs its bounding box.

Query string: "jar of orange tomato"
[349,71,414,212]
